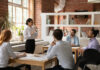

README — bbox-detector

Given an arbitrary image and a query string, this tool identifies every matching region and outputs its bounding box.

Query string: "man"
[82,29,100,51]
[66,29,79,47]
[46,29,74,70]
[76,29,100,70]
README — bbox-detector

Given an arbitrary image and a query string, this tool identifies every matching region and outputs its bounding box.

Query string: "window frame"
[8,0,29,24]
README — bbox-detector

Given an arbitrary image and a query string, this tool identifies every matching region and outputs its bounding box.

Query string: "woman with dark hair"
[23,18,38,70]
[0,29,26,70]
[75,29,100,70]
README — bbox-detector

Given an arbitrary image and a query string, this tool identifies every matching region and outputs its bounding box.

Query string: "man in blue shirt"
[76,29,100,70]
[66,29,79,47]
[46,29,74,70]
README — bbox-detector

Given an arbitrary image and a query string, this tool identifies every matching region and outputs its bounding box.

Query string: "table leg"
[42,64,45,70]
[74,51,77,63]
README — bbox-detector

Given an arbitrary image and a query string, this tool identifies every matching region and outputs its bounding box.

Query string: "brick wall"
[34,0,54,38]
[94,4,100,11]
[34,0,42,38]
[64,0,94,12]
[0,0,8,29]
[42,0,54,12]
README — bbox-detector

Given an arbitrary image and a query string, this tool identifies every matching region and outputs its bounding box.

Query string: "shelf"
[41,12,100,42]
[46,25,100,27]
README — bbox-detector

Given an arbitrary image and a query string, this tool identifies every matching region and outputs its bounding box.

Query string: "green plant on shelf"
[16,26,24,36]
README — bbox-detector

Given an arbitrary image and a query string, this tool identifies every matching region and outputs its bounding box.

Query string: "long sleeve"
[66,36,70,42]
[46,46,57,59]
[23,26,38,40]
[7,43,16,59]
[47,45,53,54]
[74,36,79,46]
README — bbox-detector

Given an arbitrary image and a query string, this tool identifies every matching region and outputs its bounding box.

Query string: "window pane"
[8,5,12,22]
[8,0,12,2]
[13,0,21,4]
[23,0,28,7]
[13,6,16,23]
[23,9,28,23]
[16,7,22,24]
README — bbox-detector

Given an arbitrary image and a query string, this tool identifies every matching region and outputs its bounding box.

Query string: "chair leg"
[83,64,86,70]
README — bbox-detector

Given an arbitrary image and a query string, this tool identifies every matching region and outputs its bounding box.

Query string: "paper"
[19,54,48,61]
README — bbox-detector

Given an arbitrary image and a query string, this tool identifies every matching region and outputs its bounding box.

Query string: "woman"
[0,29,26,70]
[23,18,38,70]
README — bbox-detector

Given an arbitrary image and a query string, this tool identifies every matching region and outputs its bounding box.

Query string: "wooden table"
[10,54,57,70]
[42,46,80,63]
[72,47,80,63]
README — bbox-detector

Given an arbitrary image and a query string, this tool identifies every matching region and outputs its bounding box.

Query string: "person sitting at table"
[82,28,100,52]
[75,28,100,70]
[46,29,74,70]
[66,29,79,47]
[0,29,26,70]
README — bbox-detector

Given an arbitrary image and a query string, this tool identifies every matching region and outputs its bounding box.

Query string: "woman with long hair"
[0,29,26,70]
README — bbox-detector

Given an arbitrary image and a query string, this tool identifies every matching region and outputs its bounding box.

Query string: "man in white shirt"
[46,29,74,70]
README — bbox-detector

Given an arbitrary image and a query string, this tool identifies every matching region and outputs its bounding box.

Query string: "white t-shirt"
[23,26,38,40]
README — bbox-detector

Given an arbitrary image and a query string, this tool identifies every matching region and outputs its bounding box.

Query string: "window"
[8,0,29,24]
[8,0,30,41]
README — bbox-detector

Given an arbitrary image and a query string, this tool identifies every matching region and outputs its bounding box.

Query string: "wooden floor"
[20,65,100,70]
[13,63,100,70]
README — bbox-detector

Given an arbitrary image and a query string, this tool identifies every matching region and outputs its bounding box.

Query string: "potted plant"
[17,25,24,41]
[0,15,14,30]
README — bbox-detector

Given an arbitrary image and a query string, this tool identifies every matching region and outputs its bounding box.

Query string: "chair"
[83,49,100,70]
[73,49,100,70]
[83,61,100,70]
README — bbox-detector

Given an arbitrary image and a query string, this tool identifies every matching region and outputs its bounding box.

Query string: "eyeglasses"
[30,21,33,23]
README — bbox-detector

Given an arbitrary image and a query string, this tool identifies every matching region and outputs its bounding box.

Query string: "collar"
[27,25,32,28]
[90,37,96,41]
[56,40,62,45]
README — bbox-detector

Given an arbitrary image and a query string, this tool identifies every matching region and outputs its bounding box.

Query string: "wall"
[34,0,54,38]
[94,4,100,11]
[64,0,93,12]
[34,0,42,38]
[0,0,8,29]
[42,0,54,12]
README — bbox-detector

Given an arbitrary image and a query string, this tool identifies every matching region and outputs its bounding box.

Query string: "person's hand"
[31,31,34,35]
[17,52,26,58]
[51,40,56,46]
[20,52,26,57]
[71,44,76,47]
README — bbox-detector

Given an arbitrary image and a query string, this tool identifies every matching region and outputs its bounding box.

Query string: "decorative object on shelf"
[69,17,76,24]
[54,0,66,12]
[60,16,67,25]
[47,16,50,24]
